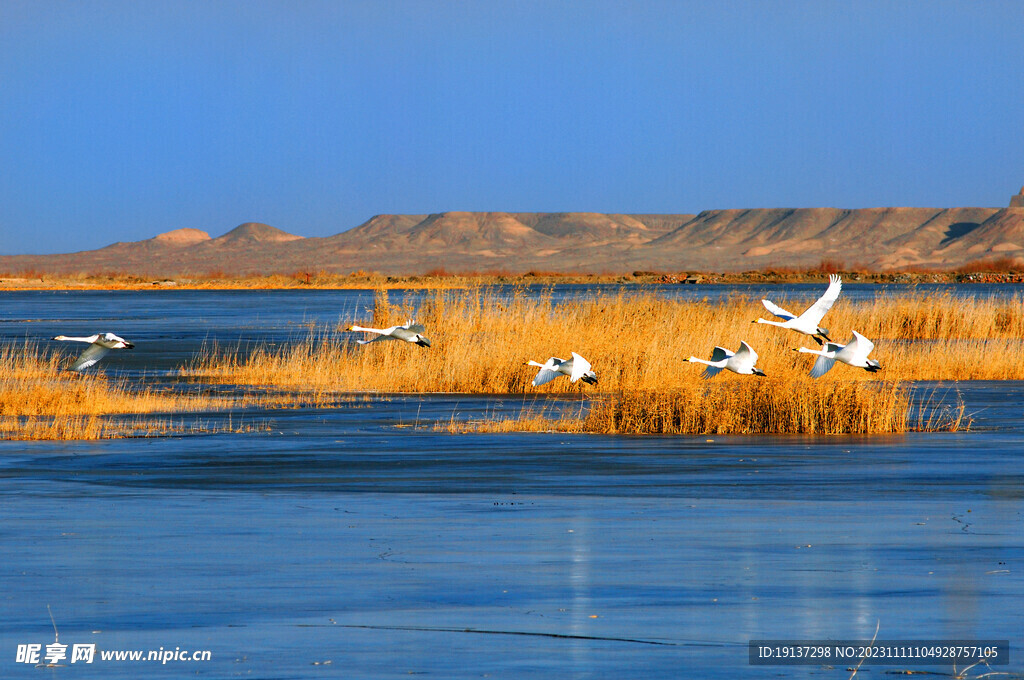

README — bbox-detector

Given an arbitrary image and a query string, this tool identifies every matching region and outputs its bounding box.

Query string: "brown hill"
[152,228,211,245]
[210,222,303,246]
[637,207,1016,271]
[2,209,1022,277]
[933,208,1024,260]
[302,211,685,272]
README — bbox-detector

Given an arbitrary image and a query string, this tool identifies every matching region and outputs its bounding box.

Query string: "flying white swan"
[345,320,431,347]
[793,329,881,378]
[52,332,135,371]
[684,341,766,379]
[754,274,842,345]
[524,352,598,386]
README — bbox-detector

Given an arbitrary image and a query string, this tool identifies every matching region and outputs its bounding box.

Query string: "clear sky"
[1,1,1022,254]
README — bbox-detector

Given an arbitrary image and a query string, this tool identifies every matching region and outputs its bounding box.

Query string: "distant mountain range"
[2,206,1023,276]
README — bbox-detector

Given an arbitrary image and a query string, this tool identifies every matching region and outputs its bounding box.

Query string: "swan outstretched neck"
[793,346,828,357]
[346,324,385,334]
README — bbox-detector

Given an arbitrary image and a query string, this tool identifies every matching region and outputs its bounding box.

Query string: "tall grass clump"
[582,380,913,434]
[448,379,968,435]
[0,342,223,440]
[0,343,206,416]
[843,291,1024,340]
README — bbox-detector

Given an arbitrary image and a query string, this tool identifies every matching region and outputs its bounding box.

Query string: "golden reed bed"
[445,383,966,435]
[184,287,1024,389]
[0,342,376,440]
[5,287,996,439]
[2,288,1007,440]
[0,343,245,440]
[179,287,1016,433]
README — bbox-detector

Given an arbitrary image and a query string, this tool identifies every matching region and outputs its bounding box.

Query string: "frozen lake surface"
[0,287,1021,678]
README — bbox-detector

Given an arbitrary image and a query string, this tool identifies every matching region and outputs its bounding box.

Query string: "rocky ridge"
[2,208,1022,276]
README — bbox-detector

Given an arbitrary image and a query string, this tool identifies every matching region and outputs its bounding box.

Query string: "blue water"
[0,287,1022,679]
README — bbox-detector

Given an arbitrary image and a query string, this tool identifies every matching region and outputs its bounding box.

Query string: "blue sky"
[1,1,1022,254]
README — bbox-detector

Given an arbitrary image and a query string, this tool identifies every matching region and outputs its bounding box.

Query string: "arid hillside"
[2,208,1022,276]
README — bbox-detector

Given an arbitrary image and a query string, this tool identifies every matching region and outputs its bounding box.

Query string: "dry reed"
[0,342,383,439]
[179,287,994,435]
[0,415,268,441]
[0,343,211,417]
[0,342,229,440]
[584,380,913,435]
[446,380,968,435]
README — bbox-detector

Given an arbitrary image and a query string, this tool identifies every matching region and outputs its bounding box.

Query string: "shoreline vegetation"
[0,342,219,440]
[1,257,1023,290]
[0,343,354,440]
[177,287,1015,434]
[442,382,968,435]
[185,287,1024,387]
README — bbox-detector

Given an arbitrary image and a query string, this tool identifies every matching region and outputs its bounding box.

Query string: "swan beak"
[124,342,135,349]
[416,337,431,348]
[753,368,767,377]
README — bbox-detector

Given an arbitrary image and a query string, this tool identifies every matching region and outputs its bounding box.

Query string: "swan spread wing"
[735,341,758,366]
[708,346,732,362]
[390,327,419,342]
[810,354,836,378]
[405,323,427,335]
[761,299,797,321]
[97,333,131,348]
[70,344,110,371]
[532,368,562,386]
[698,346,733,379]
[847,330,874,357]
[798,274,842,326]
[356,335,395,344]
[568,352,592,383]
[701,364,726,379]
